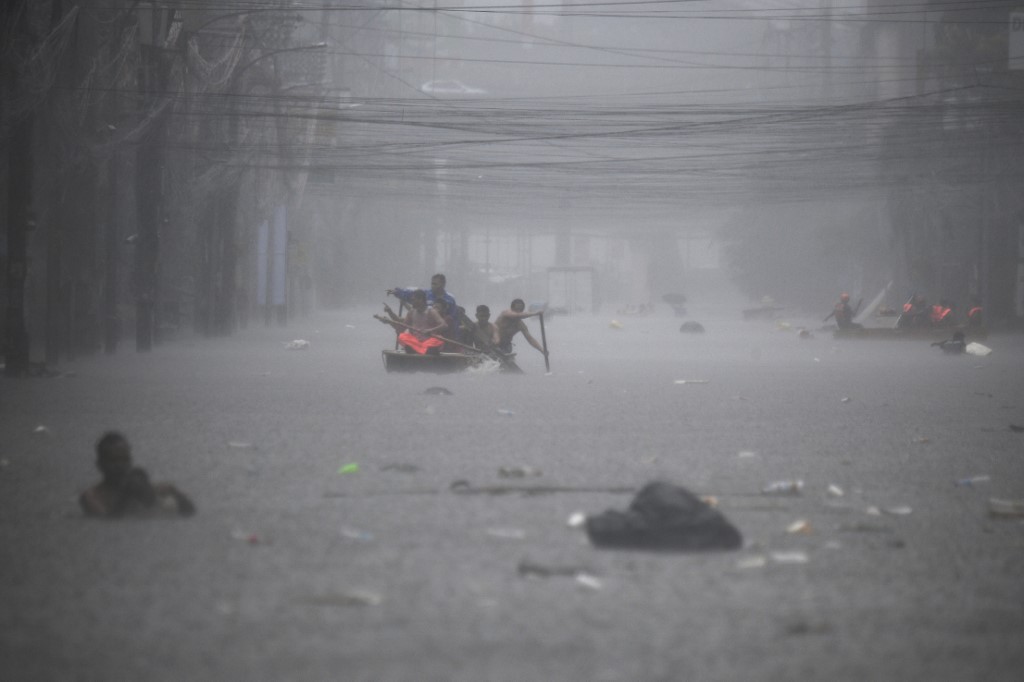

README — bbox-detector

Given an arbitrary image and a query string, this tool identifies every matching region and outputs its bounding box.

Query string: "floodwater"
[2,297,1023,681]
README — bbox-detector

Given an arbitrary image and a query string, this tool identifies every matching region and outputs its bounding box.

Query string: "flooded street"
[2,301,1024,681]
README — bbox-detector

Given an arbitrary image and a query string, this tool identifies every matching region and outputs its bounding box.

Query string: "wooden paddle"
[538,311,550,373]
[388,301,404,351]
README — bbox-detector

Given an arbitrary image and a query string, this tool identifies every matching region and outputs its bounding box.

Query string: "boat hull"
[382,350,485,374]
[833,325,987,341]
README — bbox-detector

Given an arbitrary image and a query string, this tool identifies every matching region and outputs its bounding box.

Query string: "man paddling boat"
[379,289,446,354]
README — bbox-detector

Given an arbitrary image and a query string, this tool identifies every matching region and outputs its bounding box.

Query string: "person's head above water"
[96,431,133,481]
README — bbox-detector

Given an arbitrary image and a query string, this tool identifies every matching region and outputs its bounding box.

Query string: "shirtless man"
[379,288,447,354]
[431,298,459,350]
[464,304,498,351]
[79,432,196,518]
[493,298,547,357]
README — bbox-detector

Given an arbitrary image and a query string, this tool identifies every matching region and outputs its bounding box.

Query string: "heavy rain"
[2,1,1024,680]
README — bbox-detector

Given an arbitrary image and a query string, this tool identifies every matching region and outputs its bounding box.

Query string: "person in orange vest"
[825,292,861,329]
[930,299,954,327]
[966,298,984,329]
[897,294,929,328]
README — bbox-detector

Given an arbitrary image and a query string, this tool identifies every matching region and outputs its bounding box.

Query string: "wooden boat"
[832,325,987,341]
[382,350,484,373]
[376,314,524,374]
[381,349,521,374]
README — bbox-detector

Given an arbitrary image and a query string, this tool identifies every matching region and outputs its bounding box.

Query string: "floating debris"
[498,466,542,479]
[679,321,705,334]
[965,342,992,357]
[786,519,812,534]
[284,339,310,350]
[517,560,588,578]
[585,481,742,551]
[228,441,255,449]
[423,386,453,395]
[299,590,381,607]
[567,512,587,528]
[496,408,515,417]
[770,551,809,564]
[339,527,375,542]
[575,574,603,591]
[827,484,844,498]
[736,555,768,570]
[955,475,991,487]
[337,462,360,475]
[761,480,804,496]
[231,529,264,545]
[988,498,1024,518]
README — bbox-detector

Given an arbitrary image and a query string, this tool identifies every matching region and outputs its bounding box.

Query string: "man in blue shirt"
[387,273,458,322]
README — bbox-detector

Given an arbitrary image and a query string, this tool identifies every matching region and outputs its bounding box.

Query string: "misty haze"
[2,1,1024,681]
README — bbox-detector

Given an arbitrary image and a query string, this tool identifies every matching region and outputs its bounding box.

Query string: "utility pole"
[103,8,132,355]
[134,45,164,352]
[45,0,72,366]
[103,132,121,354]
[3,1,33,377]
[134,4,177,352]
[4,118,33,377]
[822,0,834,103]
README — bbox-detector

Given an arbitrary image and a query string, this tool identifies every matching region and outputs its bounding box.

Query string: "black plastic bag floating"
[585,481,742,551]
